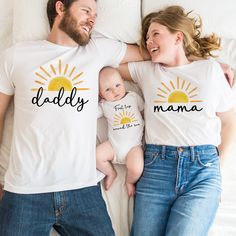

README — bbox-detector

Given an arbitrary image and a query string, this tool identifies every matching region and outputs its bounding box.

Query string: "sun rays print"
[31,60,89,92]
[154,77,202,103]
[113,110,137,126]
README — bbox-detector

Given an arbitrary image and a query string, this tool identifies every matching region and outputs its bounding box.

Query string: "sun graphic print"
[31,59,89,92]
[154,76,202,103]
[113,110,137,126]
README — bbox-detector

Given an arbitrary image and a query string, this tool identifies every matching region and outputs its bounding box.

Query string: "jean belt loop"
[161,145,166,160]
[190,146,195,161]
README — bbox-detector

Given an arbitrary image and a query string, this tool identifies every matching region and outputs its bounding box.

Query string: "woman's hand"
[220,63,234,87]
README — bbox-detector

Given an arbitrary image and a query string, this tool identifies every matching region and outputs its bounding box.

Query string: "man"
[0,0,142,235]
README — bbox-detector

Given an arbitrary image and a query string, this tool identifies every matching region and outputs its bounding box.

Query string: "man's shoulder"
[90,33,121,46]
[14,40,45,48]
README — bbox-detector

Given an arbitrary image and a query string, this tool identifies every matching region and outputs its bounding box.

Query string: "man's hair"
[47,0,78,29]
[47,0,97,29]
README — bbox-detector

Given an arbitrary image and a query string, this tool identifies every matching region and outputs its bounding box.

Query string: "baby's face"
[99,73,126,102]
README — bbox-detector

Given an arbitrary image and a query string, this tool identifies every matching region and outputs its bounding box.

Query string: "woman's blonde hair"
[141,5,221,59]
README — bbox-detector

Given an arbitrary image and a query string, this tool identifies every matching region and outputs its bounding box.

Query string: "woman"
[118,5,236,236]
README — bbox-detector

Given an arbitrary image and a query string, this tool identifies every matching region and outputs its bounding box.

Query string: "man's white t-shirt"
[129,59,234,146]
[98,91,144,163]
[0,37,126,193]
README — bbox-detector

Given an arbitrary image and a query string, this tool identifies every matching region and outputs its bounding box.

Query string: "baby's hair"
[141,5,221,59]
[99,67,122,82]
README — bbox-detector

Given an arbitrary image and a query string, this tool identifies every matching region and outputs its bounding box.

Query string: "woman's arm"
[219,63,234,87]
[217,108,236,168]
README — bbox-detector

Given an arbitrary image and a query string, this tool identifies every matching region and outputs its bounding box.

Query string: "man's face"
[59,0,97,45]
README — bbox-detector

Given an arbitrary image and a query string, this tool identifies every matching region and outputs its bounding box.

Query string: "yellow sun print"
[154,77,202,103]
[31,60,89,92]
[113,110,137,126]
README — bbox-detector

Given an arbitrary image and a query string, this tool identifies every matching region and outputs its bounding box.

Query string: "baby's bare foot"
[126,182,135,197]
[104,171,117,190]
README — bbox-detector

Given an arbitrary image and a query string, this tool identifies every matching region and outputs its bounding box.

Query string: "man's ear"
[55,1,65,16]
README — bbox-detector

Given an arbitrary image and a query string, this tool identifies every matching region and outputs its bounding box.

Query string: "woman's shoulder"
[194,58,219,67]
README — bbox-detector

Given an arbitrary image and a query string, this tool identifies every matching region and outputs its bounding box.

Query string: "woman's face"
[146,22,179,65]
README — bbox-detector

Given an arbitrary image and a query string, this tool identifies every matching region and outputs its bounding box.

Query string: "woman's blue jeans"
[131,144,221,236]
[0,184,114,236]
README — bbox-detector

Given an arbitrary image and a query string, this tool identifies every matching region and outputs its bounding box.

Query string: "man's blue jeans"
[0,184,114,236]
[131,144,221,236]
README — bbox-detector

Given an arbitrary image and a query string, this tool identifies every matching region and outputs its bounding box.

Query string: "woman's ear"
[175,31,184,44]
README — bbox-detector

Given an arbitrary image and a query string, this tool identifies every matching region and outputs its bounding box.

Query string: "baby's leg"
[96,141,117,190]
[125,146,144,197]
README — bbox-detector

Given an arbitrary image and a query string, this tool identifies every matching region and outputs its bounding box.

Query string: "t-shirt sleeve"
[128,61,148,89]
[95,37,127,68]
[212,61,235,112]
[0,48,15,95]
[97,102,104,118]
[134,92,144,111]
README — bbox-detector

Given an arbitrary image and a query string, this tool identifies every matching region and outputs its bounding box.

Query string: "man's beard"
[59,10,91,46]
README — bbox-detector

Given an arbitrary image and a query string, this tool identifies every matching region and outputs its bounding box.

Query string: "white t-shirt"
[98,91,144,163]
[0,37,126,193]
[129,59,234,146]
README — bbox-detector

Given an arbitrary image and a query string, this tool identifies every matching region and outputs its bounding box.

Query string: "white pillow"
[142,0,236,39]
[12,0,141,44]
[94,0,141,44]
[0,0,13,51]
[13,0,49,43]
[219,38,236,69]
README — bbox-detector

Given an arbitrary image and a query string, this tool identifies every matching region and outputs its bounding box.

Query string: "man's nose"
[88,14,96,27]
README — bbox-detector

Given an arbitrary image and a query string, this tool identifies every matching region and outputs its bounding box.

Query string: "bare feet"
[104,170,117,190]
[126,182,135,198]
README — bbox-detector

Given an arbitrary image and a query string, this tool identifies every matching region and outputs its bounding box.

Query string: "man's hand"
[220,63,234,87]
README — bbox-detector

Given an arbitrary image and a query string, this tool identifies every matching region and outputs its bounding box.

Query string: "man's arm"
[121,44,150,64]
[0,92,12,199]
[0,92,12,144]
[217,108,236,169]
[120,47,235,84]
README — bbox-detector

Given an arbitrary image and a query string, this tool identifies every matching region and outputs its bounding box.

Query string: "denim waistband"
[145,144,218,160]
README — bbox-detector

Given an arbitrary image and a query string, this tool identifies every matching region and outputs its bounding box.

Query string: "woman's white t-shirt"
[129,59,234,146]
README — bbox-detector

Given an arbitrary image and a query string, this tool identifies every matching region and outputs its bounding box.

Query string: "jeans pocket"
[144,151,158,166]
[196,152,219,168]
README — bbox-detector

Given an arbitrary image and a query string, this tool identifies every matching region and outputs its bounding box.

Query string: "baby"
[97,67,144,197]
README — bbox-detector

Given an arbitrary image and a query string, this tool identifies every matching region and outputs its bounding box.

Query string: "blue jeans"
[131,144,221,236]
[0,184,114,236]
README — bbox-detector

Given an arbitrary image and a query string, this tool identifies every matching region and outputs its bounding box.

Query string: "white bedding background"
[0,0,236,235]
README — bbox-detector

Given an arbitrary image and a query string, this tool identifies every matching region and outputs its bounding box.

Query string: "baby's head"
[99,67,126,102]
